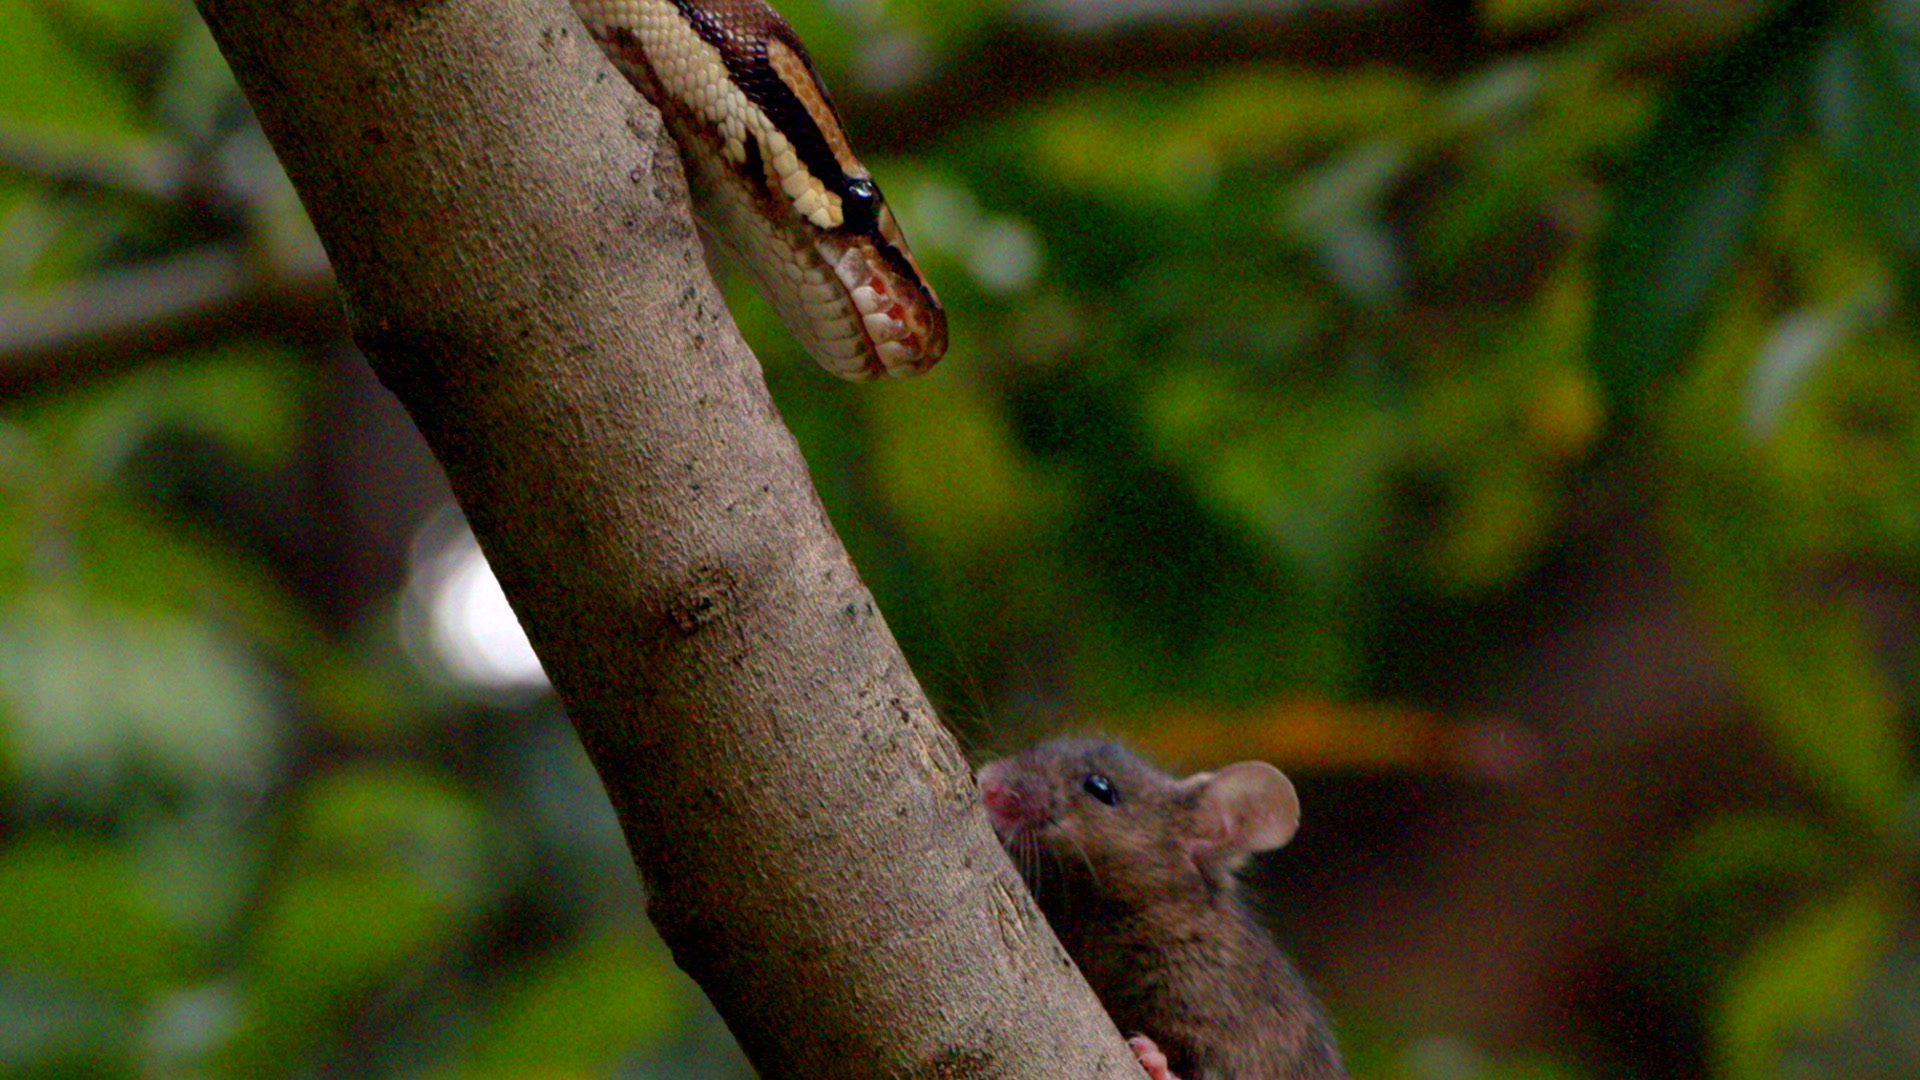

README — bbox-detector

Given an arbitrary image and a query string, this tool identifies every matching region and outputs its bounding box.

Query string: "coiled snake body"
[570,0,947,380]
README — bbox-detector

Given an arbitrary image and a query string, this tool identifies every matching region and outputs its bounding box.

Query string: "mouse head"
[977,738,1300,902]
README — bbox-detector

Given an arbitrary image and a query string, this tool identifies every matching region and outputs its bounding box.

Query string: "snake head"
[576,0,948,380]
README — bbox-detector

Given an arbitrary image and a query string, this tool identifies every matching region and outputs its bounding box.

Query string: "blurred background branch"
[0,241,337,398]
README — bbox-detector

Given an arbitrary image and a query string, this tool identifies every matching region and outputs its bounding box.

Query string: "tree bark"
[186,0,1138,1075]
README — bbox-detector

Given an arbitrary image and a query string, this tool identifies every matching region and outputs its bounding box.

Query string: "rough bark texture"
[187,0,1138,1075]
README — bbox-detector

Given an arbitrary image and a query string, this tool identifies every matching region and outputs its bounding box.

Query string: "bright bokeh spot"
[405,509,548,696]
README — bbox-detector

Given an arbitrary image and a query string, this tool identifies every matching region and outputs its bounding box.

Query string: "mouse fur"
[976,738,1347,1080]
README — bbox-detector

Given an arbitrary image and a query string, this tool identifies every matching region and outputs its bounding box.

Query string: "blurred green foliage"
[2,0,1919,1077]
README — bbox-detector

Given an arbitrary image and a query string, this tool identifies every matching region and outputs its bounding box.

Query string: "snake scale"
[568,0,947,380]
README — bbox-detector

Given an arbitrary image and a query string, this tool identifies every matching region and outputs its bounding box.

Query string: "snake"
[567,0,947,380]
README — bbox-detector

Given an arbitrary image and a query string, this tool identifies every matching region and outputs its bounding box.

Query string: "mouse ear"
[1184,762,1300,864]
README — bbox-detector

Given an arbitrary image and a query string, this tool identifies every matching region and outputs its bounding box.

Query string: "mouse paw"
[1127,1035,1180,1080]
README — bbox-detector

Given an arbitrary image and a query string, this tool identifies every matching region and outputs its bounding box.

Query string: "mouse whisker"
[1031,842,1055,904]
[1007,830,1049,905]
[1061,830,1103,900]
[1014,832,1043,897]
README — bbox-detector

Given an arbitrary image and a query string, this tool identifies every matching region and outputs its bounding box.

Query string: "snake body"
[570,0,947,380]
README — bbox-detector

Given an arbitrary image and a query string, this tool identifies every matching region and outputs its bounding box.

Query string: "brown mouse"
[976,738,1348,1080]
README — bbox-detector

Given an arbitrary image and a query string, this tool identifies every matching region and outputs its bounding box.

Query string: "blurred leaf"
[1769,332,1920,565]
[149,348,314,465]
[298,647,430,740]
[442,931,680,1079]
[57,0,186,55]
[1145,371,1398,585]
[1642,812,1849,995]
[1282,138,1413,307]
[1714,875,1900,1080]
[223,763,497,1074]
[0,347,311,517]
[131,800,263,940]
[1591,0,1837,415]
[1742,282,1892,439]
[1670,470,1906,830]
[48,347,313,484]
[142,983,243,1079]
[1037,70,1430,210]
[1666,294,1907,843]
[64,493,425,741]
[1422,51,1650,281]
[0,833,198,997]
[152,16,243,144]
[1069,474,1360,710]
[1659,812,1844,904]
[0,591,280,810]
[1406,267,1597,593]
[0,971,134,1080]
[1811,4,1920,254]
[882,0,1009,47]
[0,2,143,133]
[867,374,1066,565]
[1771,939,1920,1080]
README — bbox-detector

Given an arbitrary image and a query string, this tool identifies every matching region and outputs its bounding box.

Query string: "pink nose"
[979,778,1019,821]
[977,767,1045,830]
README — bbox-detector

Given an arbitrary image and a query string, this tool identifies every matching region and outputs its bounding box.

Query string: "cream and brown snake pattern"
[569,0,947,380]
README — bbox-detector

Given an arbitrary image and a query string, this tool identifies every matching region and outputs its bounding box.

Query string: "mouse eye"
[1081,773,1119,806]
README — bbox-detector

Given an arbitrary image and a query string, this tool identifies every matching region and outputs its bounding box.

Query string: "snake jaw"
[572,0,947,381]
[836,242,944,379]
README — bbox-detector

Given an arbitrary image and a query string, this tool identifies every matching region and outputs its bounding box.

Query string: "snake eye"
[1081,773,1119,806]
[841,177,880,232]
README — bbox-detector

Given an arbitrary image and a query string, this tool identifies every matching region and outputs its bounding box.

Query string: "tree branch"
[844,0,1590,155]
[0,242,338,401]
[186,0,1136,1075]
[0,123,190,201]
